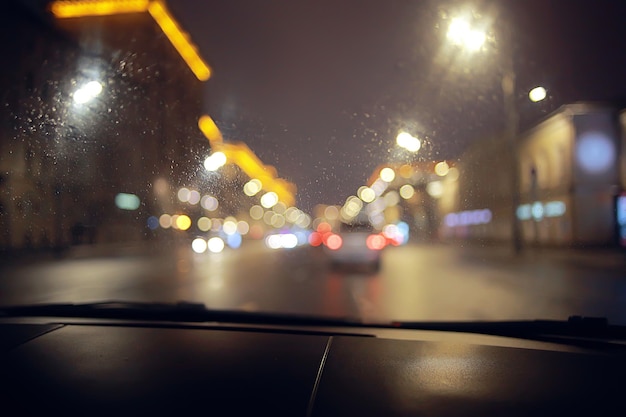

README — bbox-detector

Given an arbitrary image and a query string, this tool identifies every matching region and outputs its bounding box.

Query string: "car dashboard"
[1,317,625,416]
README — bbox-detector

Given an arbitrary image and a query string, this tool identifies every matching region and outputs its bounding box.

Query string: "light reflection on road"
[2,242,626,324]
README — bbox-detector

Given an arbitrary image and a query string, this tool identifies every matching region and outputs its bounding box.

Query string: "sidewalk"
[440,241,626,271]
[0,241,168,266]
[0,238,276,267]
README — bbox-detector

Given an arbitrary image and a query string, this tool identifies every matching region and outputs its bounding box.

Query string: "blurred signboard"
[617,193,626,247]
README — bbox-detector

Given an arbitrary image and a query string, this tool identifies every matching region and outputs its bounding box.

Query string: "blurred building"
[0,1,79,250]
[439,102,626,247]
[439,134,511,241]
[189,119,300,242]
[339,162,457,241]
[0,0,211,250]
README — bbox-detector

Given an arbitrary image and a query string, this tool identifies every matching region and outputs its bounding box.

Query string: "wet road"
[2,242,626,324]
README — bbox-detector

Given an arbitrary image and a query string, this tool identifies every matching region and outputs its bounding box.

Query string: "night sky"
[169,0,626,212]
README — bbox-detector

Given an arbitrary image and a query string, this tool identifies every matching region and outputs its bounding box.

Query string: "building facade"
[1,0,210,250]
[438,103,626,247]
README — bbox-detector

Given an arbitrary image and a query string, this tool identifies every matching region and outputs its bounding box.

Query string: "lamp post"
[502,49,522,253]
[446,13,523,253]
[53,79,105,250]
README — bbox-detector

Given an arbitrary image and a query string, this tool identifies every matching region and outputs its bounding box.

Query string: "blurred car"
[320,222,385,271]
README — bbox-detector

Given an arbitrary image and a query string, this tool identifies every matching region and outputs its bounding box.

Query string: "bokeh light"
[342,196,363,219]
[529,86,547,102]
[281,233,298,249]
[399,184,415,200]
[263,211,274,225]
[201,195,219,211]
[396,131,421,152]
[147,216,159,230]
[159,214,172,229]
[317,222,332,234]
[198,217,212,232]
[84,80,103,96]
[326,234,343,250]
[211,219,222,232]
[426,181,444,198]
[188,190,200,205]
[207,237,225,253]
[226,233,242,249]
[177,187,190,202]
[191,238,207,254]
[285,207,301,223]
[73,80,102,104]
[271,213,286,228]
[308,231,323,246]
[250,205,264,220]
[366,234,387,250]
[324,205,339,220]
[237,220,250,235]
[243,179,262,196]
[176,215,192,230]
[260,192,279,208]
[266,234,282,249]
[273,202,287,214]
[434,161,450,176]
[380,167,396,182]
[399,164,413,179]
[115,193,140,210]
[223,219,237,235]
[358,187,376,203]
[296,213,311,228]
[447,17,486,52]
[204,151,227,171]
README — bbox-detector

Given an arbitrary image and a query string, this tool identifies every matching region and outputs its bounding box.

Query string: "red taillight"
[308,231,323,247]
[317,222,332,234]
[366,234,387,250]
[325,234,343,250]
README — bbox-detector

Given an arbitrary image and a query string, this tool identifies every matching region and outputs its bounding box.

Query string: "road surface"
[1,241,626,324]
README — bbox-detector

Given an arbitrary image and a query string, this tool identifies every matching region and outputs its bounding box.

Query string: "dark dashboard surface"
[1,321,625,416]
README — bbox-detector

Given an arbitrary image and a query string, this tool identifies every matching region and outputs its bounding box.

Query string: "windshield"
[2,0,626,325]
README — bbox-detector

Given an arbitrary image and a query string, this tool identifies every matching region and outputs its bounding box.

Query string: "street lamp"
[396,131,421,152]
[446,11,522,253]
[528,86,547,103]
[446,16,487,52]
[204,151,227,171]
[73,80,103,105]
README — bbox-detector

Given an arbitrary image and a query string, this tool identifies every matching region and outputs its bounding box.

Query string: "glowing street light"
[204,151,227,171]
[528,86,547,103]
[447,17,487,52]
[446,10,522,253]
[73,80,103,104]
[396,131,421,152]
